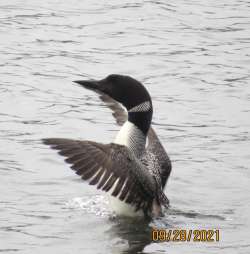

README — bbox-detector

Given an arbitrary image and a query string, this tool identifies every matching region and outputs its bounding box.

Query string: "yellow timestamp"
[152,229,220,242]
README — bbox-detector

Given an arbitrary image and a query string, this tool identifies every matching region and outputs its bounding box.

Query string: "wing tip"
[42,138,54,145]
[42,138,68,147]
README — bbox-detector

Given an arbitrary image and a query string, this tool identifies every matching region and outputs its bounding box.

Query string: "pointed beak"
[73,80,100,91]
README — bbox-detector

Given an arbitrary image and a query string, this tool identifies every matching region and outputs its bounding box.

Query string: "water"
[0,0,250,253]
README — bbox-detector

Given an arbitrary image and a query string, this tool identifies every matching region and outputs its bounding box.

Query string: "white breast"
[114,121,146,158]
[107,121,146,217]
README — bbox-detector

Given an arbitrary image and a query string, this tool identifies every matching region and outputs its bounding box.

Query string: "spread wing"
[43,138,157,212]
[147,128,172,188]
[96,93,171,188]
[99,93,127,126]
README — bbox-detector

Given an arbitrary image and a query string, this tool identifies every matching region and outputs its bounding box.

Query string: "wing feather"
[43,138,157,212]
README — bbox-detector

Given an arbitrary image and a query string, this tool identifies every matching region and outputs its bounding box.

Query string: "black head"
[74,74,153,134]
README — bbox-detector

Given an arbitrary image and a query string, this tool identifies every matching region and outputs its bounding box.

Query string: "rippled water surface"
[1,0,250,253]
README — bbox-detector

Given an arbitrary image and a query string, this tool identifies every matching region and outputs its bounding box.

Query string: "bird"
[43,74,172,218]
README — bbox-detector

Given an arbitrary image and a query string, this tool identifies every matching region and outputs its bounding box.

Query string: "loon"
[43,74,172,218]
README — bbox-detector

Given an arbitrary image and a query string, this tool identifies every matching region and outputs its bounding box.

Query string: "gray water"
[1,0,250,253]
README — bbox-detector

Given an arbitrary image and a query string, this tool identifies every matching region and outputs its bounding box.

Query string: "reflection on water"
[108,217,152,254]
[1,0,250,253]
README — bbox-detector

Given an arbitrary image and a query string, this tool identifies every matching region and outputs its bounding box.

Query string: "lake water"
[0,0,250,253]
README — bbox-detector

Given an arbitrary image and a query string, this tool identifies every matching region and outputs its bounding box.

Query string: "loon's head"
[74,74,153,134]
